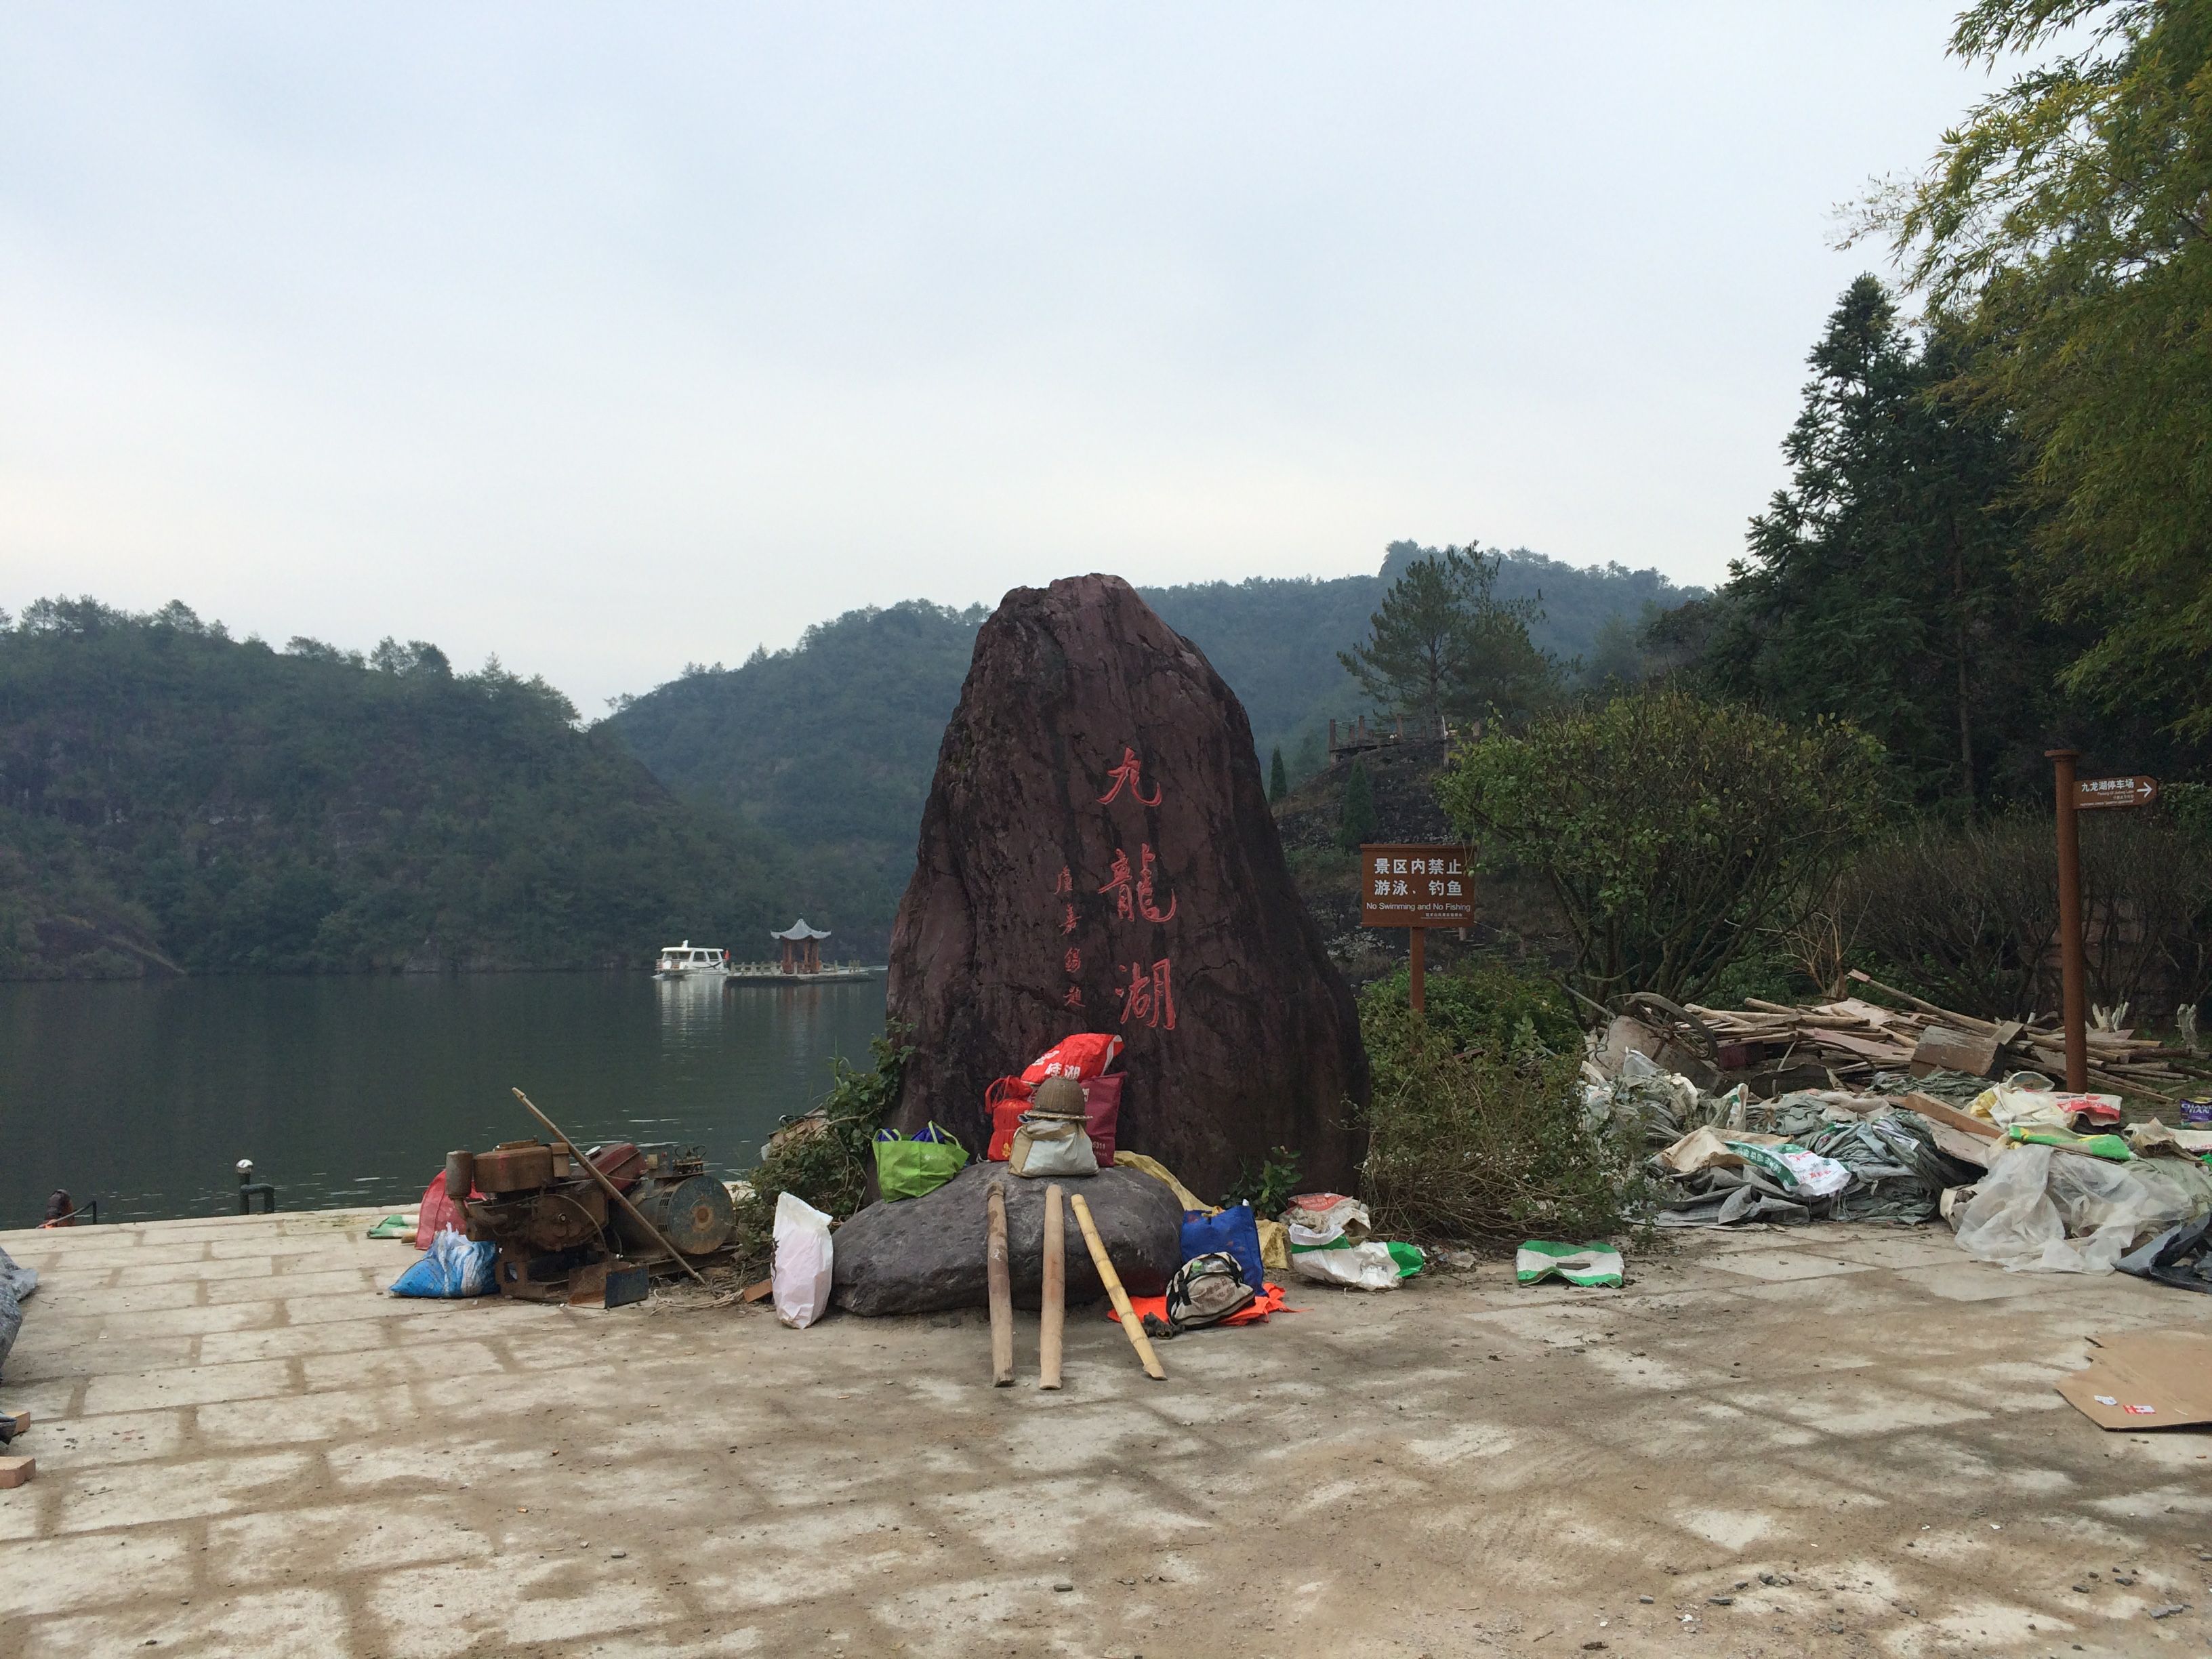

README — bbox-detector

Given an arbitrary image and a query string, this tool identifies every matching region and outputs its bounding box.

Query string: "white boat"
[654,941,729,978]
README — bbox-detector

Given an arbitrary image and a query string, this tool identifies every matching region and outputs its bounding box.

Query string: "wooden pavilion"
[770,919,831,975]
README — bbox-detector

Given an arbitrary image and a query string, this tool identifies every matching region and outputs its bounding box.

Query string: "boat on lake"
[654,941,730,978]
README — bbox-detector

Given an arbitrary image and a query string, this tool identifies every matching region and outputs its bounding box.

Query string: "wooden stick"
[1845,970,2001,1036]
[511,1088,710,1287]
[1069,1193,1164,1382]
[1039,1184,1065,1391]
[986,1181,1014,1387]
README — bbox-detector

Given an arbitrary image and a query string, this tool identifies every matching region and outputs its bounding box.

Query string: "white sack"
[772,1191,834,1328]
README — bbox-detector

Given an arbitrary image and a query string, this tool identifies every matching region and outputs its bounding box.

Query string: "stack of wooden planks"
[1684,970,2211,1103]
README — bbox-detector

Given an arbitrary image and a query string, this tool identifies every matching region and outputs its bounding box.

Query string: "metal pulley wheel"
[618,1173,735,1256]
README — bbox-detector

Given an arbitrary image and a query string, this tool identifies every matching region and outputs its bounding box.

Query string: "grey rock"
[832,1163,1183,1316]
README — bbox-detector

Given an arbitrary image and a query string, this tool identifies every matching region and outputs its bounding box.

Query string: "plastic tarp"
[1954,1145,2212,1275]
[0,1247,37,1383]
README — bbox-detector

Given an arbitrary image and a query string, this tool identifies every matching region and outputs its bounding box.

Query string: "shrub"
[1821,809,2212,1019]
[1357,964,1641,1242]
[1222,1146,1302,1216]
[1824,814,2056,1017]
[1438,690,1882,1006]
[726,1023,912,1279]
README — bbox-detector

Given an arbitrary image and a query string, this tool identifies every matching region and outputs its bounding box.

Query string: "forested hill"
[602,545,1700,950]
[0,599,804,979]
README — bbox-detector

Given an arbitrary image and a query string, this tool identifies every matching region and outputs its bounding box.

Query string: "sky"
[1,4,2006,714]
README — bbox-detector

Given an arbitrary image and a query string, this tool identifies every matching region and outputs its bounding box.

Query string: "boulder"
[831,1164,1182,1316]
[885,574,1370,1197]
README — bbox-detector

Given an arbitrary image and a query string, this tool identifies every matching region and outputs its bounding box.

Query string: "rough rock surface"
[831,1163,1181,1315]
[885,573,1369,1197]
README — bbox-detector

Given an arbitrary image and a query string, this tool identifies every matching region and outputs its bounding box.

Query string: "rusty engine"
[450,1140,735,1304]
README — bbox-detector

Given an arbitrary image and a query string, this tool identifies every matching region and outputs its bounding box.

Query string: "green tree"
[1336,759,1379,851]
[1437,691,1885,1004]
[1706,276,2049,808]
[1881,0,2212,737]
[1336,545,1555,732]
[1268,747,1288,803]
[0,599,802,977]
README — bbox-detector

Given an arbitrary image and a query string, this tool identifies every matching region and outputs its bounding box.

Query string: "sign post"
[1360,844,1475,1016]
[2045,753,2160,1091]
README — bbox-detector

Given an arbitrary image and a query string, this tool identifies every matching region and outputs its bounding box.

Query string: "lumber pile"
[1684,970,2211,1103]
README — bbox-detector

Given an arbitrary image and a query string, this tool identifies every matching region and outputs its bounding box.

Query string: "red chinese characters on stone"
[1136,844,1176,923]
[1064,985,1085,1010]
[1097,747,1162,808]
[1064,947,1081,974]
[1098,849,1134,920]
[1052,866,1073,895]
[1099,844,1174,924]
[1115,958,1176,1031]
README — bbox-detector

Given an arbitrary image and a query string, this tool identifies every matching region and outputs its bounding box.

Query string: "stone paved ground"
[1,1210,2210,1657]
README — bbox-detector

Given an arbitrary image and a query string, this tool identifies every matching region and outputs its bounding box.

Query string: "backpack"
[1164,1252,1256,1331]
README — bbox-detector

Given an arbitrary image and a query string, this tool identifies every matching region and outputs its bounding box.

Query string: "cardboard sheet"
[2055,1330,2212,1430]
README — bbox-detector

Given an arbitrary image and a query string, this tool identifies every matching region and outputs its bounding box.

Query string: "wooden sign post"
[2045,751,2160,1091]
[1360,844,1475,1015]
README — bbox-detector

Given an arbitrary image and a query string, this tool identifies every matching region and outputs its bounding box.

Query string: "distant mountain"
[0,598,802,978]
[603,600,990,948]
[605,545,1702,945]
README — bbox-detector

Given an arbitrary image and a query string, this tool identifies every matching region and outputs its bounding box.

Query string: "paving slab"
[3,1212,2211,1656]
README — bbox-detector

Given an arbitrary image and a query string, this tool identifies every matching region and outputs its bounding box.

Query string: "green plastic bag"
[1515,1240,1624,1288]
[873,1124,968,1200]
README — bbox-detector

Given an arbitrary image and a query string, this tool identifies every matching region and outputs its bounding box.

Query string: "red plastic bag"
[985,1077,1033,1161]
[1021,1033,1124,1085]
[1079,1073,1123,1165]
[987,1073,1123,1164]
[414,1169,480,1250]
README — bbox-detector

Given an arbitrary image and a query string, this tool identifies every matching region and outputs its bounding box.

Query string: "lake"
[0,973,888,1229]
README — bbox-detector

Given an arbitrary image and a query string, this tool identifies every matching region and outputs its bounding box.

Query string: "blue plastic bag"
[388,1230,497,1298]
[1181,1204,1265,1294]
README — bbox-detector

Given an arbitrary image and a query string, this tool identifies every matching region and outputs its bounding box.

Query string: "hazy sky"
[3,5,1997,712]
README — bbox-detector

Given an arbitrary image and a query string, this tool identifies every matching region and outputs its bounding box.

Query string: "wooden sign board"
[1360,844,1475,929]
[2074,775,2158,810]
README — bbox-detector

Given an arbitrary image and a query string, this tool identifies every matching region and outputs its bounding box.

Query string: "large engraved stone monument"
[884,573,1368,1197]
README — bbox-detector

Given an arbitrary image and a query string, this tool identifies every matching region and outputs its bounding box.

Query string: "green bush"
[1222,1146,1303,1216]
[1438,689,1883,1005]
[726,1024,912,1279]
[1357,964,1641,1243]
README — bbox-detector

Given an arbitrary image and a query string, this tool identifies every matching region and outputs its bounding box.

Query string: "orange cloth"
[1106,1281,1294,1328]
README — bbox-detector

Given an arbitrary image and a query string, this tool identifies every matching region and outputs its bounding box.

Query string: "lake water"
[0,973,888,1229]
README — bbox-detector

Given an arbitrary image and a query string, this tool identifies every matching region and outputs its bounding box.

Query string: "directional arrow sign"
[2074,775,2160,810]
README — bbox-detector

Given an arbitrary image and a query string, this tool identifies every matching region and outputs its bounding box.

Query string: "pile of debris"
[1676,970,2211,1103]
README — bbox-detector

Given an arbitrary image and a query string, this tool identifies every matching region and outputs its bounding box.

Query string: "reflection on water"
[0,973,887,1228]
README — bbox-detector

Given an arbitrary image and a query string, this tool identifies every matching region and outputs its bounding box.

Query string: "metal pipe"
[2047,748,2088,1090]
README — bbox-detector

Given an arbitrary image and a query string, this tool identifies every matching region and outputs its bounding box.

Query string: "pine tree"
[1336,760,1379,851]
[1337,545,1555,731]
[1268,747,1288,803]
[1710,275,2050,807]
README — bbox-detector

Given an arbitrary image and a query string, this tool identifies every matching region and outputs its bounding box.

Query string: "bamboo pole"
[1039,1184,1065,1391]
[512,1088,709,1287]
[986,1181,1014,1387]
[1069,1192,1164,1382]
